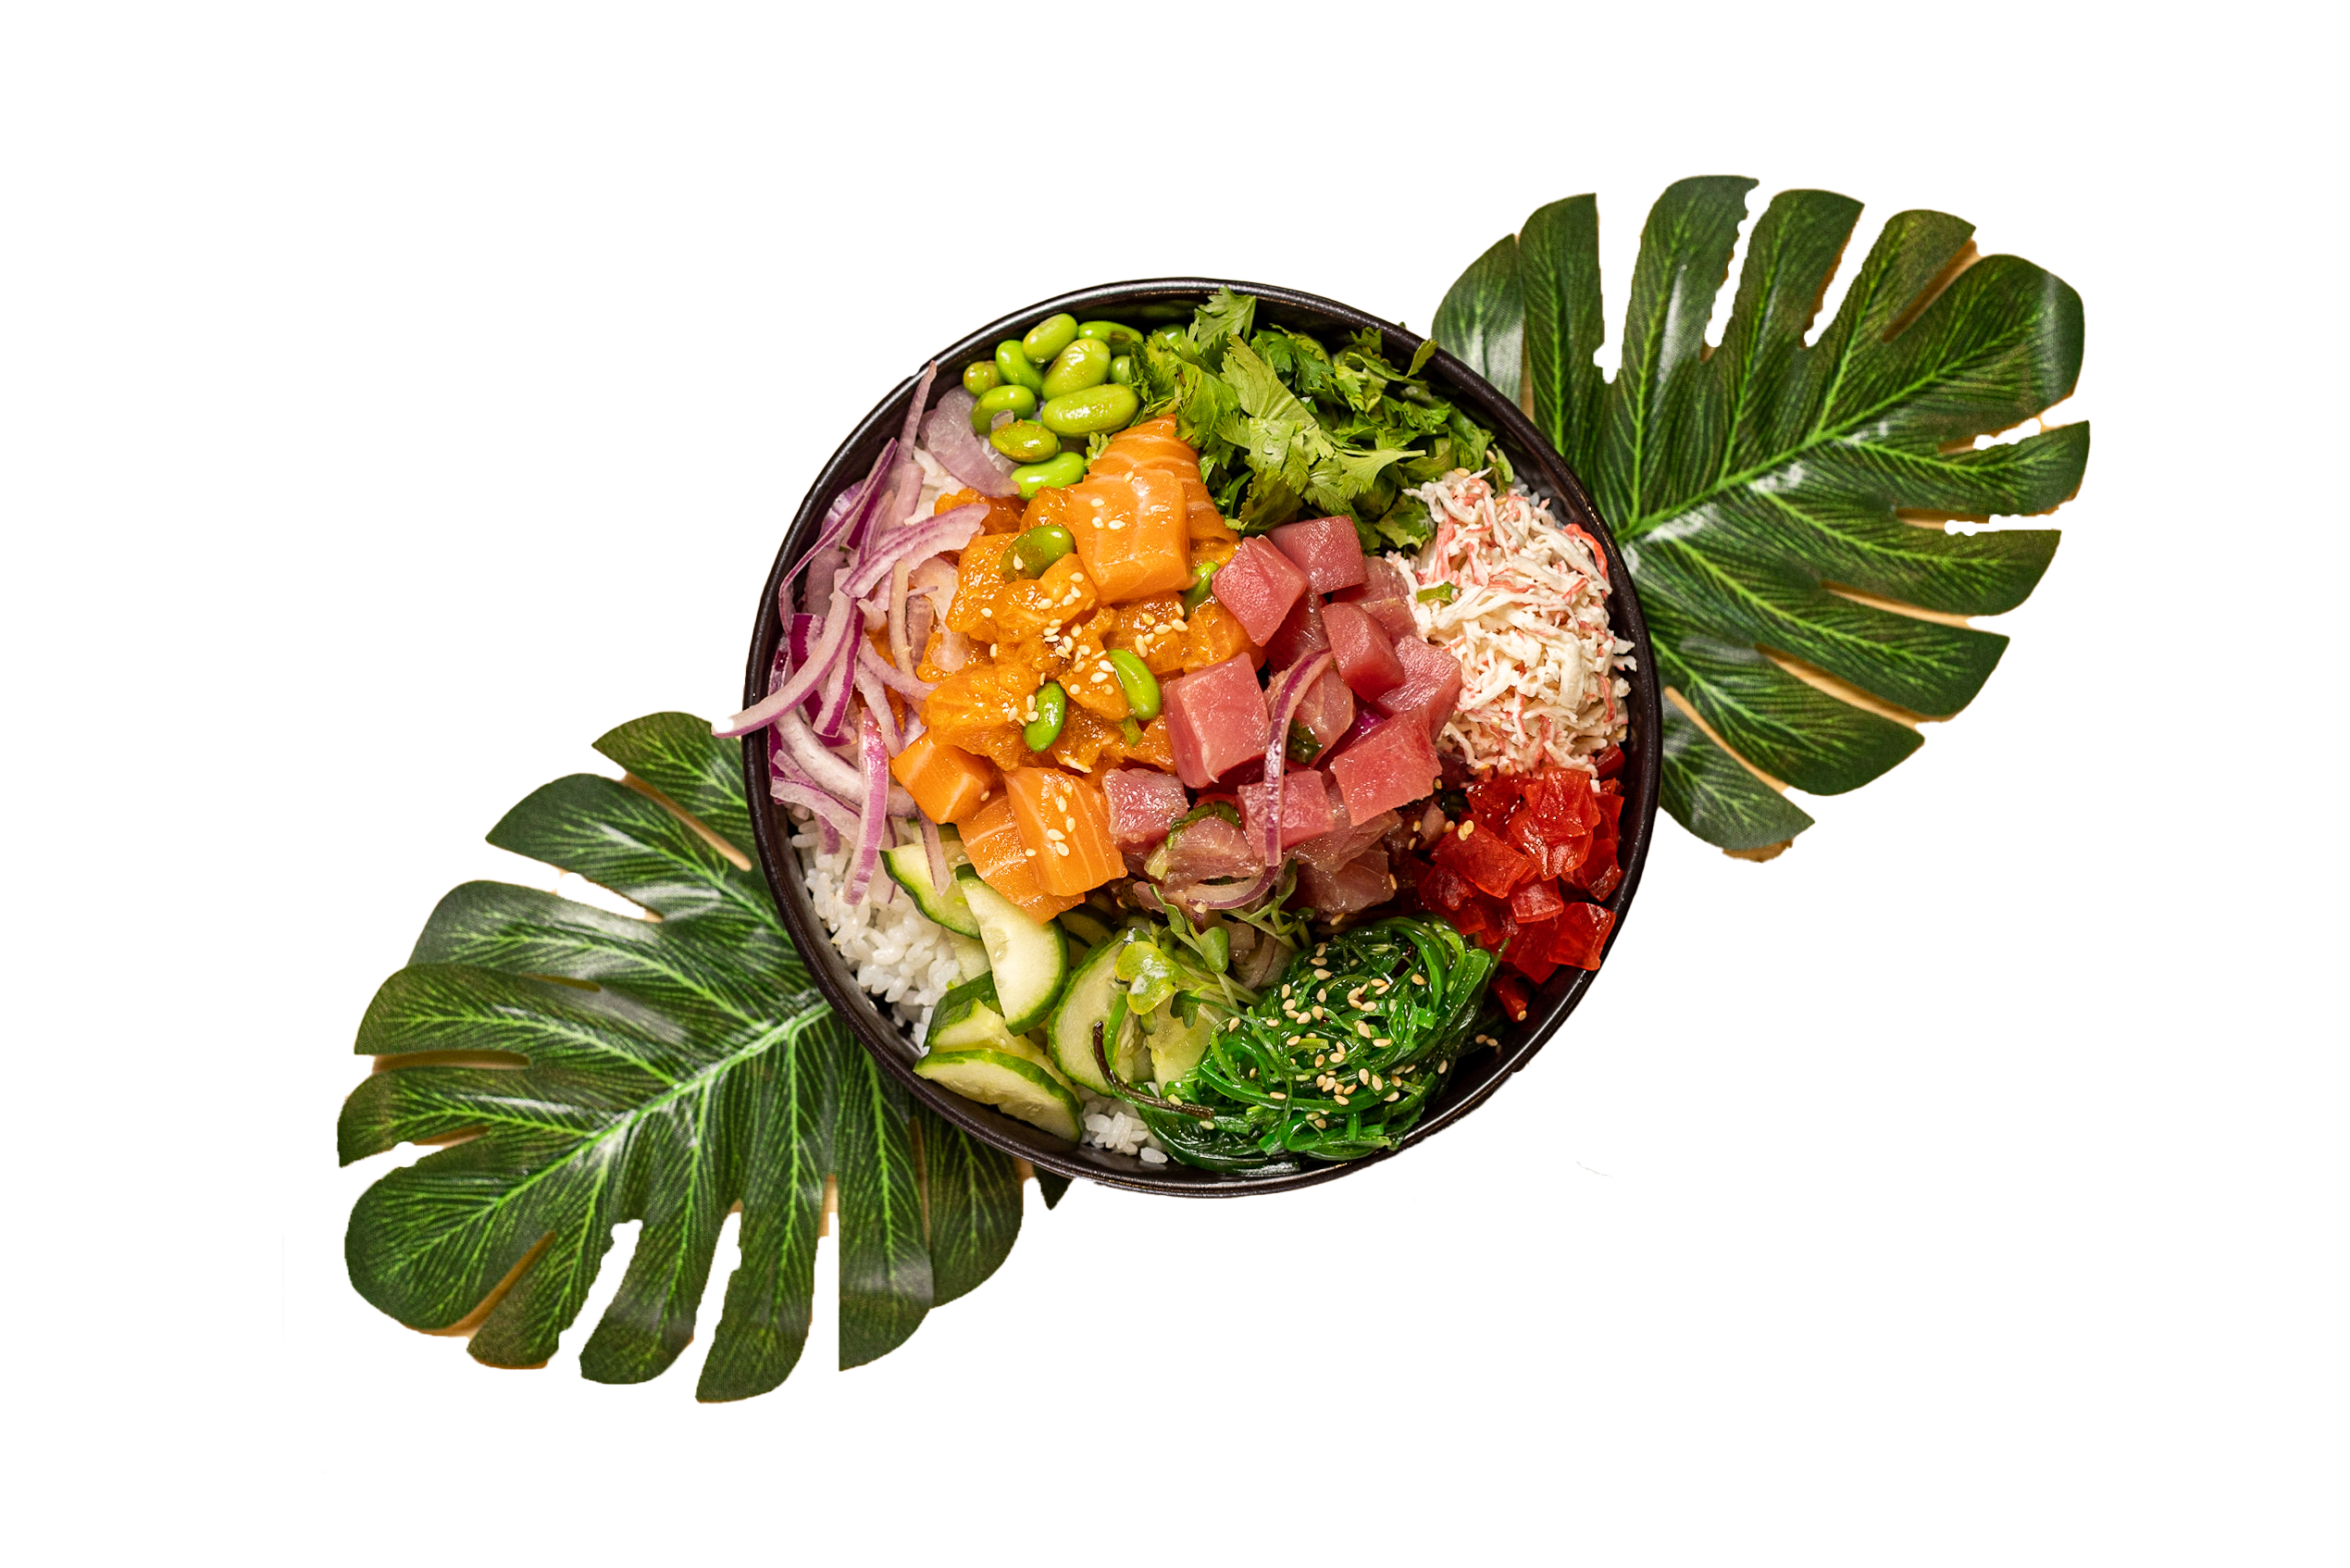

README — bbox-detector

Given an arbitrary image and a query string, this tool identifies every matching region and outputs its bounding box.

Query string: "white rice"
[793,821,964,1039]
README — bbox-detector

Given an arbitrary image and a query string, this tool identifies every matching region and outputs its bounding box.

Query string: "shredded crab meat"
[1402,467,1636,776]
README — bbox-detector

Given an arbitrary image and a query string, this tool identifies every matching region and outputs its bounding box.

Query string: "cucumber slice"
[1056,909,1115,950]
[1410,1081,1579,1240]
[914,1049,1083,1142]
[1410,1189,1598,1325]
[960,877,1069,1033]
[1046,932,1147,1093]
[1523,1175,1654,1335]
[1145,1003,1213,1088]
[926,975,1019,1053]
[881,840,979,937]
[946,931,989,983]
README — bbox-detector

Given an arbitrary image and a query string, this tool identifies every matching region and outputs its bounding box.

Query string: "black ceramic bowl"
[743,279,1660,1196]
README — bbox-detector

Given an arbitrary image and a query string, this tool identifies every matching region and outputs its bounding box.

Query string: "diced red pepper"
[1431,822,1536,900]
[1547,902,1614,971]
[1504,932,1560,985]
[1565,791,1624,894]
[1593,743,1623,780]
[1453,896,1496,940]
[1584,860,1623,900]
[1472,899,1518,955]
[1493,972,1532,1023]
[1415,860,1473,915]
[1509,877,1566,925]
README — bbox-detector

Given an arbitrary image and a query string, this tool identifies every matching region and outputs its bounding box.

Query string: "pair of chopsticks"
[280,217,1005,893]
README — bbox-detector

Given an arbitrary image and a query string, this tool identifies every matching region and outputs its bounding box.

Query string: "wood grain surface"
[289,175,2095,1475]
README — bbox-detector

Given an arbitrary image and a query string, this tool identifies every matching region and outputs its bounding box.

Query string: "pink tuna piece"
[1324,601,1406,700]
[1290,802,1399,873]
[1164,653,1272,789]
[1262,591,1329,670]
[1371,635,1463,739]
[1339,556,1419,641]
[1297,846,1396,916]
[1291,664,1354,753]
[1101,767,1189,848]
[1160,812,1262,886]
[1237,770,1337,852]
[1270,516,1367,593]
[1326,715,1442,823]
[1211,537,1309,646]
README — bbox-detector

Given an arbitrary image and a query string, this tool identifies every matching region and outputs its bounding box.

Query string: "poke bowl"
[736,279,1661,1196]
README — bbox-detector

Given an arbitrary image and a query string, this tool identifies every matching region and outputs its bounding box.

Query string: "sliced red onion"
[811,633,860,744]
[715,588,857,737]
[910,555,957,614]
[842,710,892,903]
[933,626,972,674]
[786,440,895,593]
[772,779,860,840]
[777,707,914,815]
[920,814,951,897]
[858,633,932,699]
[887,558,914,678]
[1171,653,1331,912]
[905,593,935,667]
[855,661,903,753]
[841,505,984,601]
[922,388,1019,497]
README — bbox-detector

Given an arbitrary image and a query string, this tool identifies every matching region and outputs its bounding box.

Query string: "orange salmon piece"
[958,796,1083,922]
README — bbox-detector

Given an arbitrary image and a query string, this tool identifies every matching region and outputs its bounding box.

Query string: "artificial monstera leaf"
[1437,178,2087,852]
[338,712,1051,1400]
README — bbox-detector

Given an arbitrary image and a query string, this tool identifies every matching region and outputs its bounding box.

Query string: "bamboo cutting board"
[280,171,2095,1475]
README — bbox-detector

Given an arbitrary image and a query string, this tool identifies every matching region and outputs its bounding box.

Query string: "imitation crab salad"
[720,293,1636,1172]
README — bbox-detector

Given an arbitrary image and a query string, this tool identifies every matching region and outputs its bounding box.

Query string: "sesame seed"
[1053,842,1071,856]
[1269,1091,1286,1101]
[1044,828,1066,841]
[1358,1068,1370,1084]
[1374,1038,1391,1048]
[1385,1091,1399,1102]
[1356,1023,1373,1038]
[1313,968,1331,979]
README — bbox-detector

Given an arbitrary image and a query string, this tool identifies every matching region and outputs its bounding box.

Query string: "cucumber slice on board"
[881,840,979,937]
[1410,1081,1579,1240]
[914,1049,1084,1142]
[1532,1175,1645,1335]
[1419,1203,1588,1325]
[947,931,989,983]
[960,877,1069,1033]
[1046,933,1147,1093]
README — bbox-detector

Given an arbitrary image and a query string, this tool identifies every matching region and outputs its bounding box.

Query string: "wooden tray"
[284,171,2105,1475]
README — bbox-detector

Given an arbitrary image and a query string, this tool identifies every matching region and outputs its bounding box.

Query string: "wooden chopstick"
[281,321,963,561]
[280,217,1005,893]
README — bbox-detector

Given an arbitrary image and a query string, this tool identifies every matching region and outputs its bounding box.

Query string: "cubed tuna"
[1338,556,1419,641]
[1211,537,1309,646]
[1270,516,1367,593]
[1371,635,1463,739]
[1297,847,1397,917]
[1324,601,1406,699]
[1164,653,1272,788]
[1237,769,1337,852]
[1325,714,1441,823]
[1100,766,1189,847]
[1291,664,1355,753]
[1263,591,1329,670]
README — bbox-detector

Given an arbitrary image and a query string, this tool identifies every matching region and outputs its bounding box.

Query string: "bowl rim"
[741,276,1662,1197]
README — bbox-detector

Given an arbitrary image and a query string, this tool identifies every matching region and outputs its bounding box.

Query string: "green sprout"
[423,172,790,385]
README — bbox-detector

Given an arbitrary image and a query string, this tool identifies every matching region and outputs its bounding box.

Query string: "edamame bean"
[1012,451,1087,498]
[1076,320,1144,352]
[995,340,1044,395]
[1182,562,1219,614]
[1038,382,1140,437]
[962,360,1002,397]
[968,383,1038,433]
[1041,338,1111,400]
[1010,524,1075,578]
[1108,354,1137,387]
[1024,681,1067,753]
[1021,313,1078,364]
[1105,649,1162,722]
[988,419,1060,463]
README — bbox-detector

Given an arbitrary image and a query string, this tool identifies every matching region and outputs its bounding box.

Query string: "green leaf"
[911,1105,1023,1306]
[339,713,1043,1399]
[1438,180,2087,849]
[1432,233,1523,402]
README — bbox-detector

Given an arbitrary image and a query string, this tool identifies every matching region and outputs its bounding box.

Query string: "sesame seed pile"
[1654,964,1964,1231]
